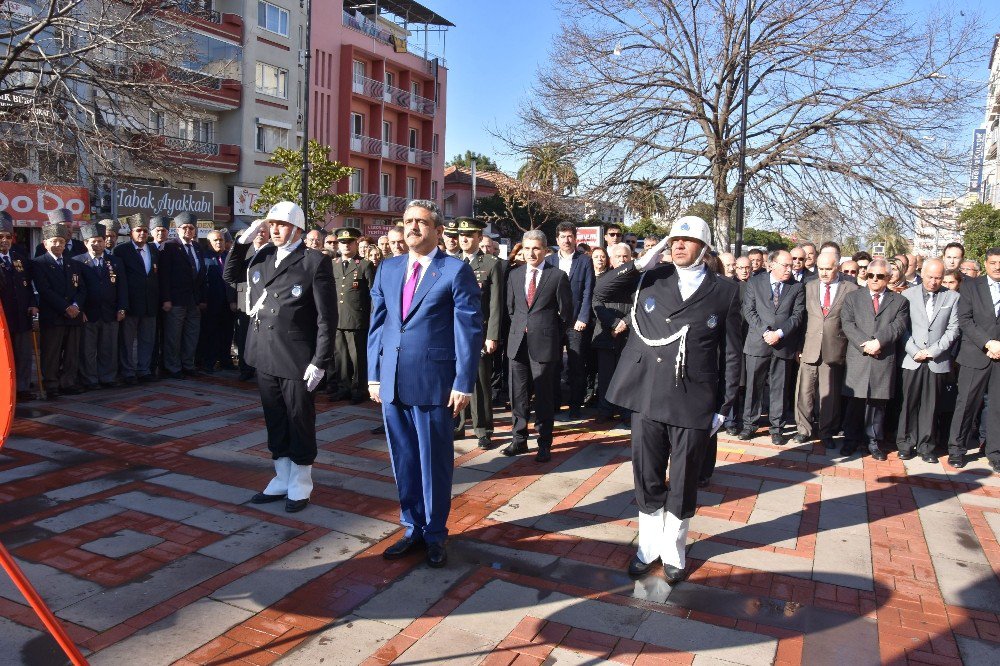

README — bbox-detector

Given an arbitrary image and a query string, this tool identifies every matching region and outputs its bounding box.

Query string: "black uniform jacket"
[506,262,573,363]
[72,252,128,323]
[333,255,375,330]
[113,242,160,318]
[0,249,37,332]
[158,238,206,308]
[31,253,87,327]
[596,262,742,429]
[224,242,337,380]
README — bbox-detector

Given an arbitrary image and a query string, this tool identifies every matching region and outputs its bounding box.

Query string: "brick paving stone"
[80,530,165,558]
[197,522,302,564]
[278,614,400,665]
[105,491,204,522]
[246,502,397,541]
[0,615,80,664]
[687,540,814,580]
[354,564,475,628]
[89,598,253,666]
[633,604,778,665]
[42,469,167,502]
[0,461,65,484]
[0,558,106,611]
[146,472,257,504]
[35,502,127,533]
[955,634,1000,663]
[181,507,260,535]
[3,436,101,463]
[392,623,498,665]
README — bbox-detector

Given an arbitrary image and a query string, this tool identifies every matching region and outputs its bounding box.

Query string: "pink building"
[310,0,451,236]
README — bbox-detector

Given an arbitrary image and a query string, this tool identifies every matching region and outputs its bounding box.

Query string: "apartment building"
[912,195,973,257]
[976,34,1000,208]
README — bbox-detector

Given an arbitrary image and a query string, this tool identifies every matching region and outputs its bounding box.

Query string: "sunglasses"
[867,273,887,281]
[606,232,622,237]
[841,269,858,275]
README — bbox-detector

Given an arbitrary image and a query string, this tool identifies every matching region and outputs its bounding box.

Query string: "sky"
[430,0,1000,175]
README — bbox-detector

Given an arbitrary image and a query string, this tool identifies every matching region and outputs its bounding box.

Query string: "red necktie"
[872,292,880,314]
[822,283,831,316]
[526,268,537,307]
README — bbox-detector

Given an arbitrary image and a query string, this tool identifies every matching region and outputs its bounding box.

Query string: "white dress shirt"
[820,278,840,306]
[274,238,303,267]
[557,251,573,276]
[989,277,1000,316]
[524,264,542,297]
[405,247,438,289]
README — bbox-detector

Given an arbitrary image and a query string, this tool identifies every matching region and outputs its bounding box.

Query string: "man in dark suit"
[723,256,753,435]
[330,226,375,403]
[229,221,270,381]
[841,259,910,460]
[368,200,482,568]
[546,221,595,420]
[0,211,39,400]
[503,229,573,462]
[224,202,336,512]
[456,217,504,449]
[113,215,159,384]
[34,224,83,258]
[32,211,87,397]
[592,242,633,427]
[948,247,1000,472]
[740,250,805,445]
[198,230,236,373]
[73,222,127,389]
[158,212,207,379]
[596,216,741,584]
[794,251,858,448]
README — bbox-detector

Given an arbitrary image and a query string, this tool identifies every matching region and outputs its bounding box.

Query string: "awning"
[343,0,455,27]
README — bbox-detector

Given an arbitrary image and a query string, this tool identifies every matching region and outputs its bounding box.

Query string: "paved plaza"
[1,375,999,665]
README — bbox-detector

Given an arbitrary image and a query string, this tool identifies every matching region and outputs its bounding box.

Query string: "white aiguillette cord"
[630,270,690,386]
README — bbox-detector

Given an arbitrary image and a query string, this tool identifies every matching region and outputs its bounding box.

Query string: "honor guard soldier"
[594,216,742,584]
[32,210,88,397]
[0,210,39,400]
[223,202,337,512]
[330,226,375,403]
[74,222,128,389]
[455,217,503,448]
[442,219,463,258]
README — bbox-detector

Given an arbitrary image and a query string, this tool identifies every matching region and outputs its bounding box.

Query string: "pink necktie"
[402,261,422,318]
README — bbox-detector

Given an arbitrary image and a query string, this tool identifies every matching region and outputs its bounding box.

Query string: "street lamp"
[733,0,752,256]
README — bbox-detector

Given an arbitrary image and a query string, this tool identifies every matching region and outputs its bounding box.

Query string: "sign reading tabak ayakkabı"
[114,184,215,218]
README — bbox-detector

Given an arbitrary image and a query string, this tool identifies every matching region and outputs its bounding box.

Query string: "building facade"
[912,195,973,257]
[976,34,1000,208]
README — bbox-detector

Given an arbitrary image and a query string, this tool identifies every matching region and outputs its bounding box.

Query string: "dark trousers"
[699,433,718,483]
[39,325,81,391]
[491,344,507,402]
[743,354,792,433]
[198,308,234,370]
[510,341,556,449]
[234,311,253,373]
[468,351,494,437]
[257,371,317,465]
[631,413,708,519]
[163,304,201,373]
[843,397,887,453]
[12,329,33,391]
[556,326,590,410]
[724,387,746,431]
[383,401,454,543]
[334,328,368,398]
[949,364,992,456]
[896,365,944,455]
[79,320,119,385]
[596,346,628,418]
[120,314,157,378]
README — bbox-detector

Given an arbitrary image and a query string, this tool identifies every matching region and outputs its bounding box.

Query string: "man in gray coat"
[895,258,959,462]
[841,259,910,460]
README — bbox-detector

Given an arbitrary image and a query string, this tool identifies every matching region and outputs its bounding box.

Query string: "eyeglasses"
[841,269,858,275]
[606,232,622,237]
[867,273,887,281]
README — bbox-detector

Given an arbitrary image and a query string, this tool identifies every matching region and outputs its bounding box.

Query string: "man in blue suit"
[368,199,483,568]
[545,221,595,420]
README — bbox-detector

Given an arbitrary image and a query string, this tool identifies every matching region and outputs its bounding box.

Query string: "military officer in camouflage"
[455,217,503,448]
[331,226,376,403]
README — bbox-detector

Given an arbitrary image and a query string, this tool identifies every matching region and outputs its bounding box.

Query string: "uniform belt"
[630,271,690,386]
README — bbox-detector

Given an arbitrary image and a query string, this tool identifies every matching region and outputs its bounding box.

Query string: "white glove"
[237,218,265,244]
[710,413,725,436]
[303,364,324,392]
[635,235,671,272]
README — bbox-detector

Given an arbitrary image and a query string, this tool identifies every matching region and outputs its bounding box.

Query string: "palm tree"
[517,143,579,195]
[866,216,910,257]
[624,178,670,219]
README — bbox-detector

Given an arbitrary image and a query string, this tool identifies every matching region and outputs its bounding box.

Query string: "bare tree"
[478,173,569,235]
[505,0,985,247]
[1,1,239,184]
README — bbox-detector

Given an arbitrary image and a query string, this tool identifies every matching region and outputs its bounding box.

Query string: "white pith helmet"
[265,201,306,230]
[666,215,712,249]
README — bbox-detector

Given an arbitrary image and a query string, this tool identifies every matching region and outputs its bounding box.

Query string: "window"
[407,177,417,200]
[178,118,213,143]
[432,133,439,154]
[349,170,363,194]
[255,123,288,153]
[408,128,417,149]
[385,71,395,88]
[148,110,165,134]
[431,180,438,200]
[411,81,421,98]
[380,173,391,196]
[382,121,391,144]
[257,1,289,37]
[351,112,364,136]
[353,60,366,81]
[255,62,288,99]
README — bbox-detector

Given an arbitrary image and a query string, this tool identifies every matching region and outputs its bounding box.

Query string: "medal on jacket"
[252,270,261,284]
[72,273,79,287]
[13,259,23,272]
[291,284,302,298]
[707,314,718,329]
[109,265,117,284]
[631,272,690,386]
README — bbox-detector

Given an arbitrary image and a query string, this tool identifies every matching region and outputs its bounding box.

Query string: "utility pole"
[300,0,312,225]
[734,0,752,256]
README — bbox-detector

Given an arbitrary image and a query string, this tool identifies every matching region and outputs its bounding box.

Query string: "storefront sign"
[114,184,214,218]
[0,182,91,227]
[233,186,267,217]
[576,225,602,248]
[969,128,986,193]
[363,223,397,239]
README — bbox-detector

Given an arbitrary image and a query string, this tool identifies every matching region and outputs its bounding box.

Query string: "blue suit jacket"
[545,250,595,325]
[368,250,483,406]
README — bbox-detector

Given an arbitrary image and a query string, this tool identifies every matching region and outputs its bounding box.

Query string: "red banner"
[0,182,91,228]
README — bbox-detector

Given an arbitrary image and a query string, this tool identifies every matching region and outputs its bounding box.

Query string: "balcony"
[353,193,408,214]
[167,66,242,110]
[162,3,244,44]
[158,135,240,173]
[342,10,446,68]
[350,134,434,168]
[352,74,436,116]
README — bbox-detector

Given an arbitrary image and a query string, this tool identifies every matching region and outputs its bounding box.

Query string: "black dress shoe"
[698,477,711,489]
[477,437,494,450]
[725,427,739,437]
[250,492,285,504]
[535,448,551,463]
[898,450,915,461]
[182,369,201,377]
[628,555,658,578]
[62,386,84,395]
[870,448,888,461]
[990,460,1000,474]
[166,372,184,380]
[426,542,447,568]
[285,498,309,513]
[370,424,385,435]
[383,535,425,560]
[502,443,528,457]
[138,374,156,383]
[820,438,835,450]
[948,454,965,468]
[737,429,755,441]
[920,453,938,464]
[663,564,688,584]
[793,433,810,444]
[771,434,785,446]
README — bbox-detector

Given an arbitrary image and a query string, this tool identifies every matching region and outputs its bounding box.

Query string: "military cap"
[173,211,198,227]
[335,227,362,242]
[0,210,13,234]
[42,223,68,240]
[47,208,74,225]
[455,217,487,233]
[99,219,121,236]
[443,219,459,237]
[80,223,106,240]
[149,215,169,230]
